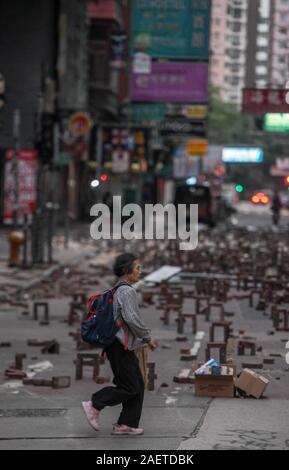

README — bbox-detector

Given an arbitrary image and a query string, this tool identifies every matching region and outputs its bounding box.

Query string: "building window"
[257,23,269,33]
[279,12,289,21]
[226,49,241,59]
[231,8,242,18]
[257,37,269,47]
[279,40,287,49]
[279,27,287,34]
[256,80,267,87]
[229,21,242,32]
[231,65,240,73]
[255,65,267,75]
[256,51,268,61]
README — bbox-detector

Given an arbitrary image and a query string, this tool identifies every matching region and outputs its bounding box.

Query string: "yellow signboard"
[183,105,208,120]
[186,139,208,156]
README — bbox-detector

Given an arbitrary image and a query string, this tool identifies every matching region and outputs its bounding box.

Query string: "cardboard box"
[235,369,269,399]
[221,362,237,377]
[195,373,235,398]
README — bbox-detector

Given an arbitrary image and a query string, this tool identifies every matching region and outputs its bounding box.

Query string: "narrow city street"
[1,205,289,450]
[1,0,289,457]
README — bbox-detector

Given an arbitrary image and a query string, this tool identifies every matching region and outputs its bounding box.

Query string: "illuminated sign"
[186,177,197,185]
[186,139,208,156]
[264,113,289,132]
[222,147,263,163]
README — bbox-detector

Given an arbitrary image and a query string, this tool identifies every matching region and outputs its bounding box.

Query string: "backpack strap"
[86,294,102,319]
[112,280,132,294]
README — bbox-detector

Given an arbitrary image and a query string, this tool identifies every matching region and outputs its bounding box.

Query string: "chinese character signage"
[4,149,38,225]
[132,0,211,59]
[131,62,208,103]
[160,120,206,137]
[242,89,289,114]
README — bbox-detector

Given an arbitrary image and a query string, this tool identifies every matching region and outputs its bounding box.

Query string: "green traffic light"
[235,185,244,193]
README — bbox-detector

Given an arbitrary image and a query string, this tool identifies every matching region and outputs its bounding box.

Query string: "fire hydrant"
[8,231,25,267]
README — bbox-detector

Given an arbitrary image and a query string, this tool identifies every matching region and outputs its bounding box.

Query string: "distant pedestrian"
[271,190,282,226]
[82,253,158,435]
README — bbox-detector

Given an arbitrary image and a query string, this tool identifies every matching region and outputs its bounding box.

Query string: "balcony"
[88,39,121,119]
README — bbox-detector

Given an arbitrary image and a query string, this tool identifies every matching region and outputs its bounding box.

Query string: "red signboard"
[4,149,38,224]
[242,88,289,114]
[86,0,116,21]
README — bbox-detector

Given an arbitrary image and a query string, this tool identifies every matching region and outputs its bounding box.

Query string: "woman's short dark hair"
[113,253,139,278]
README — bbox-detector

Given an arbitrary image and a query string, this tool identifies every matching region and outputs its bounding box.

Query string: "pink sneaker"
[82,401,100,431]
[111,424,144,436]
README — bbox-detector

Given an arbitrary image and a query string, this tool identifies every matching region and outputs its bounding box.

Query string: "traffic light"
[100,174,108,182]
[285,176,289,185]
[235,184,244,193]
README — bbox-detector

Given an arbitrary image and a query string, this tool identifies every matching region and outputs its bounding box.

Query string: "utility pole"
[96,125,103,202]
[12,109,21,228]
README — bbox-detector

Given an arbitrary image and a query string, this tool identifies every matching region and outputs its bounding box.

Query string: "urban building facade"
[268,0,289,87]
[211,0,289,103]
[210,0,248,104]
[245,0,269,88]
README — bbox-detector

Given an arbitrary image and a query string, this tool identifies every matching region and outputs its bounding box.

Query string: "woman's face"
[127,259,141,283]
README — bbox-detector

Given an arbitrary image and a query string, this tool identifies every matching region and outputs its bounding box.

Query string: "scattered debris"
[235,369,270,399]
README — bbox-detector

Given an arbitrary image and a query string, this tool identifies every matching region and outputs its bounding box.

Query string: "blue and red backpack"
[81,282,130,350]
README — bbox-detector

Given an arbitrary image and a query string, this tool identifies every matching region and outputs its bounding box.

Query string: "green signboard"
[132,0,211,60]
[130,103,166,122]
[264,113,289,133]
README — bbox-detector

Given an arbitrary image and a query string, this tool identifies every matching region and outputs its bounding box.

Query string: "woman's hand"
[148,337,159,351]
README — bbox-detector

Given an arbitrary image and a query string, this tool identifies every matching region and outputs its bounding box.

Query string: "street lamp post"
[12,109,21,228]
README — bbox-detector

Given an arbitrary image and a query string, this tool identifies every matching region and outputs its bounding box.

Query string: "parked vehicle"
[174,183,231,227]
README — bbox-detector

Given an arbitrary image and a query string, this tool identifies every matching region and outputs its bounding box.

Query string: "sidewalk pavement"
[1,225,289,450]
[1,284,288,450]
[0,224,120,300]
[178,398,289,450]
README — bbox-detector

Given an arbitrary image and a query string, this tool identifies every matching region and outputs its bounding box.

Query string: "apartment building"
[210,0,248,104]
[211,0,289,103]
[268,0,289,87]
